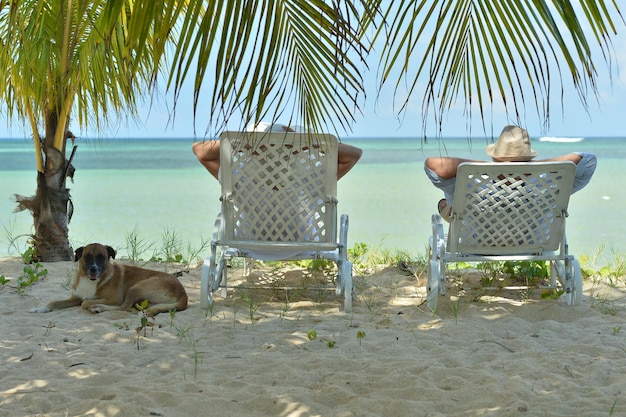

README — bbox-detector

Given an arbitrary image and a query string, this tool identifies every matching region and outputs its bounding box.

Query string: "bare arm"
[192,140,221,180]
[337,143,363,180]
[537,153,583,164]
[424,156,484,179]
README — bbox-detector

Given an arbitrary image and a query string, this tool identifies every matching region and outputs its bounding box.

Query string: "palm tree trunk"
[14,138,74,262]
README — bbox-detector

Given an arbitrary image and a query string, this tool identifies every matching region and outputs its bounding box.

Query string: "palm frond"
[375,0,623,137]
[168,0,372,136]
[0,0,171,152]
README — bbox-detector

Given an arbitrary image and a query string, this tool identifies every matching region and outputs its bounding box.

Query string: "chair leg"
[243,257,254,277]
[200,259,212,310]
[572,259,583,306]
[427,215,447,311]
[550,260,561,290]
[551,258,583,306]
[201,244,229,309]
[341,260,353,312]
[427,259,440,311]
[338,214,352,312]
[218,250,229,298]
[565,258,583,306]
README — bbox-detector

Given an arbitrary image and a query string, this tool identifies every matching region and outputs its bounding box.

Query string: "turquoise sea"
[0,135,624,264]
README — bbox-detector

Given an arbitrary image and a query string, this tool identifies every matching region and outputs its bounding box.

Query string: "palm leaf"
[0,0,165,159]
[165,0,371,136]
[375,0,623,137]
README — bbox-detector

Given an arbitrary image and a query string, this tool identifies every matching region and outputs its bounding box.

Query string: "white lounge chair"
[200,131,353,311]
[427,161,583,310]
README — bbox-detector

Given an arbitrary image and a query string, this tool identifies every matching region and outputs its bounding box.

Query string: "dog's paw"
[88,304,105,314]
[30,306,52,313]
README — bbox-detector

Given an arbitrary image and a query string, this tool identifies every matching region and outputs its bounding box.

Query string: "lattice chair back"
[219,131,339,248]
[449,161,576,255]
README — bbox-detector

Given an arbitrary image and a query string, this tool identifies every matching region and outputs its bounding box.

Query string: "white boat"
[539,136,584,143]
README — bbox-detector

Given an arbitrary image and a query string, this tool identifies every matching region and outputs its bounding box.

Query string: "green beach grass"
[4,226,624,317]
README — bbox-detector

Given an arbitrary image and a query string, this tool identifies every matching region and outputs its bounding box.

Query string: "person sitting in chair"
[193,121,362,181]
[424,125,597,222]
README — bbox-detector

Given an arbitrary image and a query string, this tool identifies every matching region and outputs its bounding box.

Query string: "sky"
[2,13,625,140]
[120,24,626,140]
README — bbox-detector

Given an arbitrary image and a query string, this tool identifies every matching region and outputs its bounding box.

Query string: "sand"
[1,256,625,417]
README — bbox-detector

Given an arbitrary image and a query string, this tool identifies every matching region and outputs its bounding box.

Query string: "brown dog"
[31,243,188,316]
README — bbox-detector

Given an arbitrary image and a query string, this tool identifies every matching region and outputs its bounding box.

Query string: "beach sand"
[1,256,625,417]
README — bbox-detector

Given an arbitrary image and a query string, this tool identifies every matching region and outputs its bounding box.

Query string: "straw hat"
[486,125,537,162]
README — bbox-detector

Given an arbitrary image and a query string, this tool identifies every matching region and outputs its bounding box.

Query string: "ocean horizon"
[1,135,624,265]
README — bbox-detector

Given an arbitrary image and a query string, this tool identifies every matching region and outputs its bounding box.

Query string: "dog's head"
[74,243,116,281]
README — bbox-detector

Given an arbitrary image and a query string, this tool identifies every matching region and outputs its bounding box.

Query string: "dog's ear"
[74,246,84,262]
[106,245,116,259]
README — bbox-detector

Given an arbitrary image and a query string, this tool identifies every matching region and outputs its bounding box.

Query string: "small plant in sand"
[349,242,419,275]
[474,261,503,287]
[204,299,216,321]
[0,251,48,295]
[157,228,185,264]
[0,275,10,294]
[172,324,203,379]
[125,228,210,269]
[113,320,130,331]
[356,330,366,346]
[586,252,626,287]
[306,258,333,271]
[20,244,37,263]
[450,296,461,323]
[469,260,550,289]
[18,246,49,294]
[279,289,301,321]
[348,242,369,273]
[540,288,564,300]
[181,237,211,269]
[2,219,28,256]
[124,228,156,262]
[579,246,626,285]
[134,300,156,350]
[231,300,241,325]
[352,275,369,297]
[156,228,211,268]
[169,309,177,327]
[427,301,439,317]
[503,260,549,285]
[236,291,260,324]
[360,285,380,313]
[306,330,336,347]
[314,286,332,306]
[591,295,619,316]
[177,324,200,377]
[16,263,48,295]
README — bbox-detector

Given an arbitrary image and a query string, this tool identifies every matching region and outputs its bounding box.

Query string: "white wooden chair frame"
[200,131,353,311]
[427,161,583,310]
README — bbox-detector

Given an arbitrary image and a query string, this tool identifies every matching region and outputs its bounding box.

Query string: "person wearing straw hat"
[424,125,597,222]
